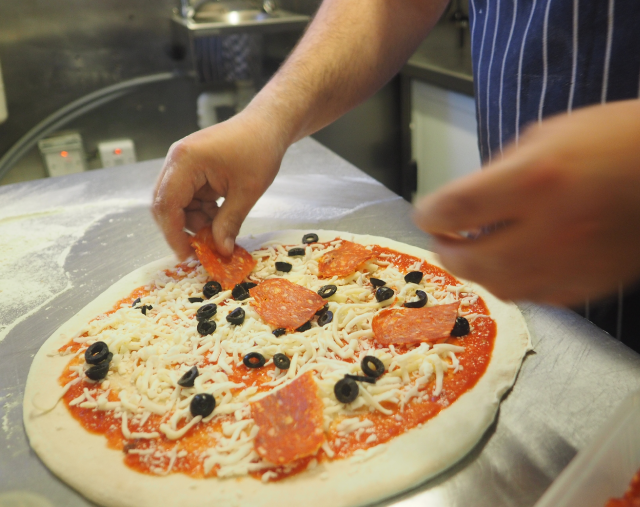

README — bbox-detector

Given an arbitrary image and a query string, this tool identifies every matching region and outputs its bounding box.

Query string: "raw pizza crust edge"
[23,229,532,507]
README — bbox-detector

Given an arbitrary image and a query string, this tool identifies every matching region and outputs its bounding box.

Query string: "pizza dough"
[23,230,531,507]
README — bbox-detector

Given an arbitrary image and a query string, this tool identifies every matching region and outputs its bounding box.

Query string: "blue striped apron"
[470,0,640,162]
[468,0,640,346]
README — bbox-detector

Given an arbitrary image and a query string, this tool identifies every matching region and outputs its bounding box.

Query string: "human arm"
[413,99,640,305]
[153,0,449,259]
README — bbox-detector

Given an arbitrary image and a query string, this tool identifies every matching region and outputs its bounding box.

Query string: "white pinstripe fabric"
[568,0,579,112]
[602,0,615,103]
[470,0,479,46]
[498,0,519,155]
[485,0,502,161]
[473,0,638,155]
[538,0,553,122]
[515,0,538,144]
[476,0,491,161]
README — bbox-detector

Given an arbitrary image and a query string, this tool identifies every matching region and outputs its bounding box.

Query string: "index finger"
[152,162,205,260]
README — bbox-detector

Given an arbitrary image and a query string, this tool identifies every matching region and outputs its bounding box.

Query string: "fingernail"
[224,237,234,254]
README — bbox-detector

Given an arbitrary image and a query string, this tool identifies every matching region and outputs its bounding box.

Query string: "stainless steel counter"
[1,137,639,507]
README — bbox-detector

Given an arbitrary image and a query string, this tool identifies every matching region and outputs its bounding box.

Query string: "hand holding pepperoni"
[413,100,640,305]
[152,111,286,260]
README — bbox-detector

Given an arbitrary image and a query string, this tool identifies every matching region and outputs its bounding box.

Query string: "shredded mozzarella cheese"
[61,240,481,479]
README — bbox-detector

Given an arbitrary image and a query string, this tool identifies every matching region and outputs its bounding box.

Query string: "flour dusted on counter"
[0,199,147,344]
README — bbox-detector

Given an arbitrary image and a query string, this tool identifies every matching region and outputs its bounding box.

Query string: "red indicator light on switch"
[60,151,68,158]
[114,148,122,155]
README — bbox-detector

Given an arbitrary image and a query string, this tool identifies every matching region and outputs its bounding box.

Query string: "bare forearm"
[245,0,447,147]
[153,0,448,258]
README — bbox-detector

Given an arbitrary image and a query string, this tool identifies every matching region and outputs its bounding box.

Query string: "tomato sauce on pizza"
[56,235,497,482]
[606,467,640,507]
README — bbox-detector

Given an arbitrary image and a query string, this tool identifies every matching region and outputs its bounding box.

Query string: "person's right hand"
[413,100,640,306]
[152,110,287,260]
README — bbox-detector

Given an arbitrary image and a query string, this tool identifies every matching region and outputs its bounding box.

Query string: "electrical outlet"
[98,139,136,167]
[38,132,86,177]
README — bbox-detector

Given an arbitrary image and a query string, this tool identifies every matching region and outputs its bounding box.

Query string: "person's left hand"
[413,100,640,305]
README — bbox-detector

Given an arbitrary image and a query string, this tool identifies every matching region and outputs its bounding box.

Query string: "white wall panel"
[411,81,480,201]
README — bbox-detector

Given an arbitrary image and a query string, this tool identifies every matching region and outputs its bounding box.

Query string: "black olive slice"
[296,321,311,332]
[226,307,245,325]
[241,282,257,291]
[203,281,222,299]
[345,374,376,384]
[334,377,359,403]
[302,233,319,244]
[288,247,305,257]
[141,305,153,315]
[450,316,471,337]
[404,290,427,309]
[273,353,291,370]
[232,284,249,301]
[86,361,110,381]
[272,328,286,337]
[243,352,266,369]
[361,356,385,378]
[177,366,199,388]
[197,320,217,336]
[131,297,141,308]
[85,341,109,365]
[188,297,204,303]
[318,285,337,298]
[275,261,292,273]
[375,287,394,302]
[369,278,386,288]
[404,271,424,284]
[190,393,215,418]
[196,303,217,321]
[315,303,329,316]
[317,310,333,327]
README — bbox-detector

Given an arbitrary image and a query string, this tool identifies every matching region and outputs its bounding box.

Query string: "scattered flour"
[0,199,147,344]
[1,395,20,441]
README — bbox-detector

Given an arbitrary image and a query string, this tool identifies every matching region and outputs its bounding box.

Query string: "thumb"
[211,189,256,257]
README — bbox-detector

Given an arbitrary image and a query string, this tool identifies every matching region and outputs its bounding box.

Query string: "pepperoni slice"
[249,279,326,331]
[190,226,257,290]
[317,240,375,278]
[372,302,461,345]
[251,371,325,465]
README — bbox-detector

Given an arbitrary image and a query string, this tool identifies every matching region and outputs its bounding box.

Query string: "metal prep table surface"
[1,138,639,507]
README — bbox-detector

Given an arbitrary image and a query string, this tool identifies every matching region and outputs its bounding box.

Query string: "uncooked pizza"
[23,229,531,507]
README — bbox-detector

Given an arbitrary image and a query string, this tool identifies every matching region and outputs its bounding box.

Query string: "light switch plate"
[38,132,86,177]
[98,139,136,167]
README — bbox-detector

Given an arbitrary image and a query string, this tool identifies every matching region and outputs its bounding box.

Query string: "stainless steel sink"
[194,9,272,23]
[172,0,310,37]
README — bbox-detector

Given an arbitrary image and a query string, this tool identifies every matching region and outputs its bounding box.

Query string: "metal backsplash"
[0,1,186,156]
[0,0,320,160]
[0,0,403,194]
